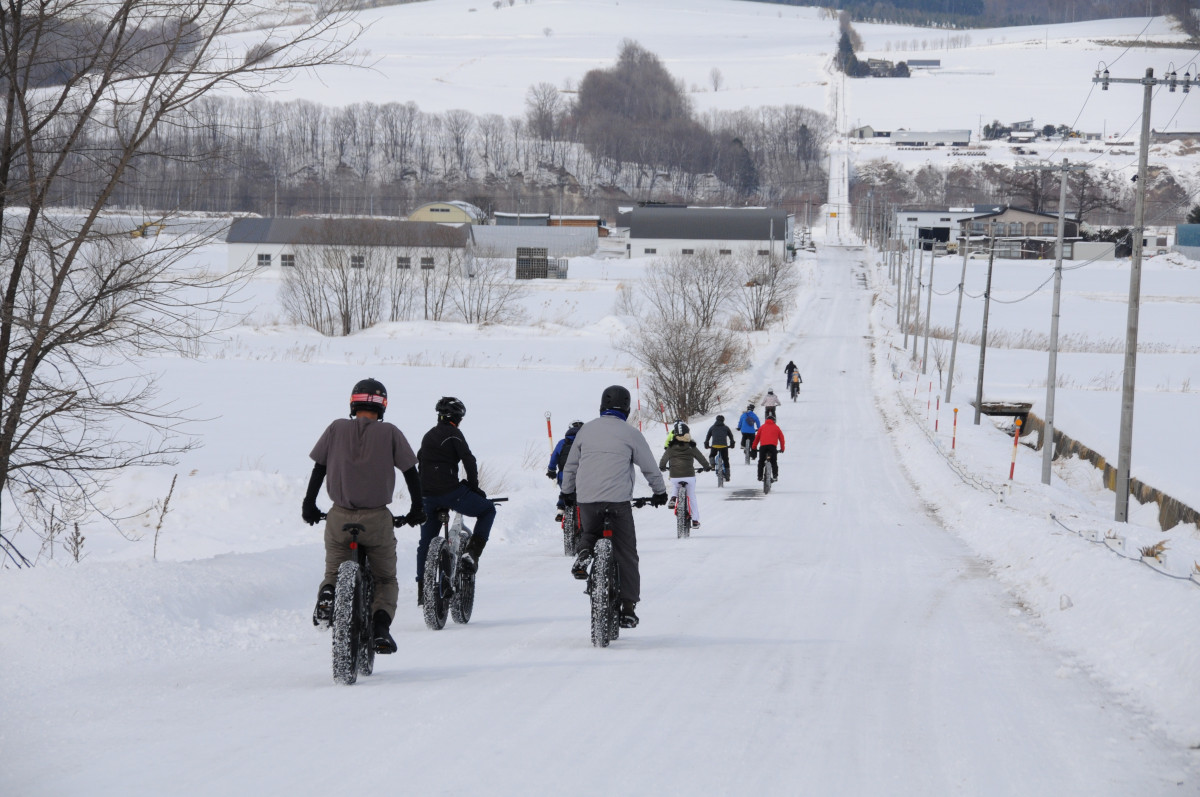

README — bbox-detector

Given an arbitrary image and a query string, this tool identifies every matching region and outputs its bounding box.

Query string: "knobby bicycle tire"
[763,461,774,495]
[451,532,475,624]
[590,539,617,647]
[562,508,577,556]
[331,560,360,685]
[422,536,451,630]
[356,564,375,676]
[675,484,689,539]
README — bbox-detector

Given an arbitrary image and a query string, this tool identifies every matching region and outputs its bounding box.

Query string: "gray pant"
[578,502,640,604]
[321,505,398,620]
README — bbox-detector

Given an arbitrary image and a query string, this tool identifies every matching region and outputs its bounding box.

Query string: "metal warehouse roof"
[226,218,470,247]
[629,207,791,241]
[471,225,598,258]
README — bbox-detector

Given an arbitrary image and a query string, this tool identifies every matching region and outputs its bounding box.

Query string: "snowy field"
[5,2,1200,793]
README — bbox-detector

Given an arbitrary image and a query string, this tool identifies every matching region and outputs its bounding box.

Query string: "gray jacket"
[561,414,666,503]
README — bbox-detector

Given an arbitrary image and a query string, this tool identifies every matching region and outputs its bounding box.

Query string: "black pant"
[764,405,777,420]
[578,502,640,603]
[756,445,779,480]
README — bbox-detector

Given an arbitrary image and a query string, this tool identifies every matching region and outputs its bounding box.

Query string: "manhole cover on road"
[725,488,764,501]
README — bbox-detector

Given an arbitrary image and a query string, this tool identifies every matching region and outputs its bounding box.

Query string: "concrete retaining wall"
[1021,412,1200,533]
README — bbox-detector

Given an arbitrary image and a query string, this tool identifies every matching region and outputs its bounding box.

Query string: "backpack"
[555,429,579,471]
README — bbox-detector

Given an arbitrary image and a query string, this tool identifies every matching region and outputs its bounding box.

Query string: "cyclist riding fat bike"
[658,421,711,529]
[789,369,802,398]
[416,397,497,604]
[302,378,424,654]
[752,416,786,482]
[560,385,668,629]
[762,388,781,420]
[784,360,798,390]
[737,403,761,456]
[703,415,736,478]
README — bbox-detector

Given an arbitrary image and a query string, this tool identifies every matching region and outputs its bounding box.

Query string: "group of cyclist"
[302,379,495,655]
[302,362,803,651]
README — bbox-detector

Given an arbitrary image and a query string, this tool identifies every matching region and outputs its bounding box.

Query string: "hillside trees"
[0,0,363,552]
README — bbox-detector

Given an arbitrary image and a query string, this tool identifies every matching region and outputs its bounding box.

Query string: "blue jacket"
[547,428,581,484]
[737,410,761,435]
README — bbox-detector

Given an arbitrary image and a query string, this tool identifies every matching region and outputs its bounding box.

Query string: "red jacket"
[752,420,785,452]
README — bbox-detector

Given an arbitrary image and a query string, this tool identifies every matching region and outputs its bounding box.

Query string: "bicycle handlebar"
[631,496,660,508]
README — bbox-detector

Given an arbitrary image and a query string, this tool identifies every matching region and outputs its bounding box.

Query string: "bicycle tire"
[422,537,450,630]
[590,539,616,647]
[763,461,774,495]
[715,452,725,488]
[331,560,360,685]
[562,508,577,557]
[743,441,752,465]
[451,533,475,624]
[356,565,375,676]
[675,484,689,539]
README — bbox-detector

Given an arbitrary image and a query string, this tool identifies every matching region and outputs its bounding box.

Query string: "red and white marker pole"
[935,396,941,432]
[659,402,669,433]
[1009,418,1022,480]
[926,381,932,420]
[636,377,643,431]
[952,408,958,452]
[545,411,553,452]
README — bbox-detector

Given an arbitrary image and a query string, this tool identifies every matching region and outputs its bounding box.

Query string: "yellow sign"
[829,212,837,218]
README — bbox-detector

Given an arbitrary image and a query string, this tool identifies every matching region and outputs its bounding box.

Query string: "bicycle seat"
[436,509,451,524]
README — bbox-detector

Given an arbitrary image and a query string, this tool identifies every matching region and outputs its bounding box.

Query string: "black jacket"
[418,421,479,497]
[704,422,736,448]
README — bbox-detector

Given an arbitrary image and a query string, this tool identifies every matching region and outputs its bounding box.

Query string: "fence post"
[935,396,940,432]
[1009,418,1022,479]
[952,408,958,453]
[545,412,553,452]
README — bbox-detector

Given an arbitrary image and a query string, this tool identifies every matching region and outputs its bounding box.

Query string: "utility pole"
[1095,65,1193,520]
[912,241,923,364]
[973,223,998,425]
[1017,158,1090,485]
[922,242,936,375]
[946,223,969,402]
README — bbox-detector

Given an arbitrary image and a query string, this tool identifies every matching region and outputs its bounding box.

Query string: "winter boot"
[691,520,701,529]
[312,583,334,627]
[618,600,639,629]
[667,496,677,510]
[460,535,487,574]
[554,510,564,523]
[571,549,592,580]
[373,610,397,654]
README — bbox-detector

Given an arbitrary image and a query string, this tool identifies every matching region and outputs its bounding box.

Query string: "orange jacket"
[752,420,785,452]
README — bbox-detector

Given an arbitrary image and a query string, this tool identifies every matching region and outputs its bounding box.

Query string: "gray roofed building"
[226,217,469,248]
[630,207,790,241]
[471,225,597,258]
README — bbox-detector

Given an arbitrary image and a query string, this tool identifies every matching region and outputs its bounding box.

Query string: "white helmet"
[767,388,775,395]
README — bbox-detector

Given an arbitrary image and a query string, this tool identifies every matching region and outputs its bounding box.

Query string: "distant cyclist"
[547,420,584,521]
[789,369,802,400]
[752,416,786,482]
[762,389,781,420]
[658,421,710,529]
[737,403,761,458]
[784,360,798,390]
[703,414,735,480]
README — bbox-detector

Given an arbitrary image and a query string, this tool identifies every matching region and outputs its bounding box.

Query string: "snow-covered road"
[4,249,1194,795]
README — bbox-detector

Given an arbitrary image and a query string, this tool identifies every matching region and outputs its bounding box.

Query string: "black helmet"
[716,415,725,423]
[569,420,584,430]
[746,403,755,411]
[673,421,689,437]
[350,378,387,418]
[436,396,466,424]
[599,385,631,415]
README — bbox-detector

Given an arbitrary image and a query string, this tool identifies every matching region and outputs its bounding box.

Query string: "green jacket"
[658,435,710,478]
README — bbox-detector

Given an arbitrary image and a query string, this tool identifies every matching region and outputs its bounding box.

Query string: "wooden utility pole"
[946,224,970,402]
[973,225,998,425]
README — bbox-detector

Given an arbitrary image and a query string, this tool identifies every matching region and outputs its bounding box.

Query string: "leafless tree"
[644,250,736,328]
[0,0,363,547]
[729,249,799,331]
[280,229,388,336]
[709,67,724,92]
[620,317,748,420]
[451,250,528,325]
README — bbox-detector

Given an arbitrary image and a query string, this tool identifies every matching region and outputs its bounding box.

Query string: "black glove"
[301,499,323,526]
[659,465,668,472]
[545,470,557,480]
[401,508,427,527]
[702,467,712,472]
[650,492,669,508]
[750,449,758,460]
[559,491,576,507]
